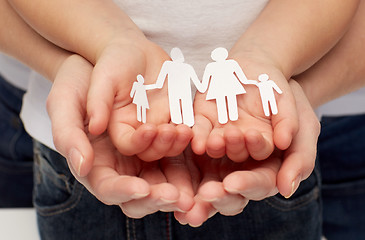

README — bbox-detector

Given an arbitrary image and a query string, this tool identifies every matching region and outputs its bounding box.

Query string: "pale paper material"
[155,47,203,127]
[200,47,256,124]
[130,74,156,123]
[131,47,283,125]
[254,73,282,116]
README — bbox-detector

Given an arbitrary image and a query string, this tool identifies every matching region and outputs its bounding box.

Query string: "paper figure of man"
[254,73,282,116]
[130,74,156,123]
[200,47,256,124]
[155,47,203,127]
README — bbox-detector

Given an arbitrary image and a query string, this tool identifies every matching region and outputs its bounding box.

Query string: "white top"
[19,0,270,149]
[0,54,30,91]
[316,87,365,118]
[20,71,55,150]
[0,0,363,150]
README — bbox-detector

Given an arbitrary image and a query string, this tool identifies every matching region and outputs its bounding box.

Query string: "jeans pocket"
[0,95,33,161]
[33,141,84,217]
[265,166,320,211]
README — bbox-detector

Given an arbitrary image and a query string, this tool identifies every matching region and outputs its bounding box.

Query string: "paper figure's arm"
[155,61,169,89]
[271,81,283,95]
[232,60,250,84]
[130,82,137,98]
[145,84,156,90]
[189,65,204,92]
[200,64,213,93]
[245,80,259,85]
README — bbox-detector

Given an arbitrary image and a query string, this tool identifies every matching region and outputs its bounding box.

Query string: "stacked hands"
[46,36,320,227]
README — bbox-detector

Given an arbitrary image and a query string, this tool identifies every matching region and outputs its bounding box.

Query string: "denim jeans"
[318,114,365,240]
[33,141,321,240]
[0,74,33,207]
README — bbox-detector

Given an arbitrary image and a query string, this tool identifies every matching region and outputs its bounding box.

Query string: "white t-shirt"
[0,54,30,91]
[19,0,269,150]
[316,87,365,118]
[2,0,363,150]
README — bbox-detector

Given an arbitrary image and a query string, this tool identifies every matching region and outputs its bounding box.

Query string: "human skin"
[7,0,359,162]
[0,0,317,224]
[192,0,359,162]
[3,0,364,226]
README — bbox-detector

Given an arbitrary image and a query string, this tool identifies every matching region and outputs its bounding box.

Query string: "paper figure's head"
[211,47,228,62]
[258,74,269,82]
[170,47,184,62]
[137,74,145,83]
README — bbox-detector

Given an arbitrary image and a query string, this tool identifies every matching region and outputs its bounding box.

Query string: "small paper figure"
[130,74,156,123]
[155,47,203,127]
[254,73,282,116]
[200,47,255,124]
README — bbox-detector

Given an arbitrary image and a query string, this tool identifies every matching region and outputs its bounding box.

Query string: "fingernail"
[160,198,177,204]
[189,223,202,228]
[68,148,84,176]
[131,192,149,199]
[198,195,218,203]
[177,220,188,225]
[285,176,301,199]
[176,208,187,213]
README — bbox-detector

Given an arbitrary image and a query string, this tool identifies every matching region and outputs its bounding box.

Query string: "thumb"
[47,83,94,178]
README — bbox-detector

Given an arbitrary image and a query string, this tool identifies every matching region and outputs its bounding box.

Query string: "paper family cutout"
[130,47,282,126]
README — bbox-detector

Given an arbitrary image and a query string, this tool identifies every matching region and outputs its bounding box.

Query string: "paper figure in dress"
[199,47,256,124]
[253,73,282,116]
[130,74,156,123]
[155,47,203,127]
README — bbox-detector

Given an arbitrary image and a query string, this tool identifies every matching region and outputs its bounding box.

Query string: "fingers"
[206,127,225,158]
[87,49,141,136]
[244,129,274,160]
[223,157,281,200]
[165,124,193,157]
[191,115,213,155]
[272,85,299,150]
[87,66,117,135]
[198,181,248,216]
[120,183,181,218]
[137,124,177,161]
[108,122,158,156]
[86,166,151,205]
[160,155,195,212]
[224,126,249,162]
[46,57,94,177]
[48,96,93,177]
[174,198,216,227]
[276,80,320,198]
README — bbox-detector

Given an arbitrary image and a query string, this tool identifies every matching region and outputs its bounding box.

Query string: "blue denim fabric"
[34,140,321,240]
[318,114,365,240]
[0,74,33,207]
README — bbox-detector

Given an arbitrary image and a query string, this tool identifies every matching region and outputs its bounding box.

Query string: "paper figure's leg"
[261,98,270,117]
[216,97,228,124]
[227,95,239,121]
[136,105,142,122]
[169,97,183,125]
[142,107,147,123]
[269,99,278,115]
[181,98,194,127]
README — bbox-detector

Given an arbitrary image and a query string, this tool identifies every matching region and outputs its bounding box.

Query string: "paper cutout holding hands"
[130,47,283,125]
[199,47,256,124]
[254,73,282,116]
[130,74,156,123]
[155,47,203,127]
